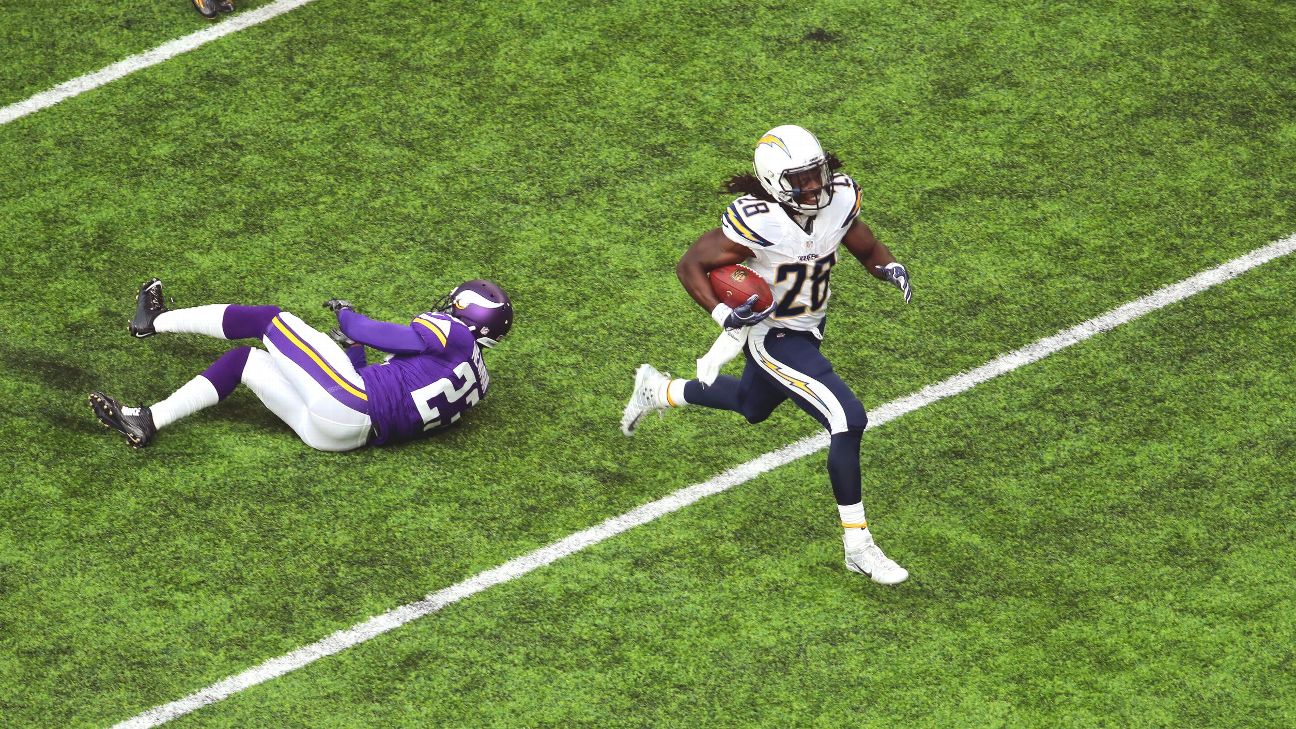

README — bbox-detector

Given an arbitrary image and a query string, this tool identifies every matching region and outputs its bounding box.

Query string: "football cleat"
[192,0,220,18]
[129,278,166,338]
[217,0,235,12]
[88,392,157,449]
[620,363,670,436]
[845,541,909,585]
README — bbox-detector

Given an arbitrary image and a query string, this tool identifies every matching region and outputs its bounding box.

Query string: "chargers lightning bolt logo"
[757,133,790,157]
[758,355,828,409]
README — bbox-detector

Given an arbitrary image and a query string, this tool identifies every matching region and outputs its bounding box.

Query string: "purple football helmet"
[438,279,513,348]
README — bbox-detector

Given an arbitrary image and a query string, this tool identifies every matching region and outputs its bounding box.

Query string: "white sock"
[664,378,689,407]
[150,376,220,429]
[154,304,230,338]
[838,503,872,551]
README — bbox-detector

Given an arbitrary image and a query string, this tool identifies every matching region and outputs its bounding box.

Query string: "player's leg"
[128,344,364,453]
[88,345,253,448]
[259,312,372,451]
[679,355,790,424]
[239,349,365,451]
[129,278,281,340]
[191,0,233,19]
[152,304,282,339]
[92,307,369,451]
[747,329,907,585]
[620,363,677,436]
[620,352,789,436]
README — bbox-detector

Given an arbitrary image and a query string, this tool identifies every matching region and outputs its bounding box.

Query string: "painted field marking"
[0,0,318,126]
[115,233,1296,728]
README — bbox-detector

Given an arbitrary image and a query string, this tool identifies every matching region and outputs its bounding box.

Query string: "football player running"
[89,279,513,451]
[621,125,914,585]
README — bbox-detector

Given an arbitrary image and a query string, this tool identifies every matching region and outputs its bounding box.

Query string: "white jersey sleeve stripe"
[722,203,776,247]
[836,176,862,229]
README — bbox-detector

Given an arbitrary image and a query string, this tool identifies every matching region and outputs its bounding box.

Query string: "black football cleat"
[129,278,166,338]
[89,392,157,449]
[192,0,220,19]
[217,0,235,12]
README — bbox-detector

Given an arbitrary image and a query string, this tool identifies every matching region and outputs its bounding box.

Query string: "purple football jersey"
[359,312,490,445]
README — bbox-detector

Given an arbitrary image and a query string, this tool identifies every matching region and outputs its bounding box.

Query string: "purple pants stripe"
[263,316,369,413]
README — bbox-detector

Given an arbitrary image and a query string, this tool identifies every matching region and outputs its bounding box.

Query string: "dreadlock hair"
[724,152,844,202]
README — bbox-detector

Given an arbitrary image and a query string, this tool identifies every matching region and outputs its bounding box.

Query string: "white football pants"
[243,312,373,452]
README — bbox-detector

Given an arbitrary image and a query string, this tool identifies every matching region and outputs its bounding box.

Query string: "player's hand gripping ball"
[708,264,774,311]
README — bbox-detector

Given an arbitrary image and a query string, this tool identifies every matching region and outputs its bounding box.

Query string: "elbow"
[676,254,699,285]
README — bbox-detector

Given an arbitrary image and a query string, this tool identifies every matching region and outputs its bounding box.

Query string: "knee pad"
[741,400,777,425]
[240,348,277,386]
[833,398,868,435]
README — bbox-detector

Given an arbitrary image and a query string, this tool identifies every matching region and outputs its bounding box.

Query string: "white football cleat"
[620,363,670,436]
[845,541,909,585]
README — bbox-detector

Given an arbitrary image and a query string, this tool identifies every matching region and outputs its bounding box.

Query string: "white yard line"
[0,0,318,126]
[114,233,1296,728]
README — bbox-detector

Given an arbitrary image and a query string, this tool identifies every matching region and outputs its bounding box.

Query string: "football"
[709,264,774,311]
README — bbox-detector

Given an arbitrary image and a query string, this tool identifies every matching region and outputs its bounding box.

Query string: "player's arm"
[841,220,912,303]
[677,228,771,327]
[329,327,370,369]
[329,305,426,355]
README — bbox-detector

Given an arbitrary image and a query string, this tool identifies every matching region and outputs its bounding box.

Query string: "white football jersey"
[719,173,863,335]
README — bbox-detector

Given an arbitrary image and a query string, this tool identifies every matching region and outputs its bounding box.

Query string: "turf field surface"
[1,0,1294,726]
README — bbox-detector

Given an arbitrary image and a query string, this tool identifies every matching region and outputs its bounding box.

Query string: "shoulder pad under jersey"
[720,196,785,249]
[829,173,863,229]
[411,312,462,350]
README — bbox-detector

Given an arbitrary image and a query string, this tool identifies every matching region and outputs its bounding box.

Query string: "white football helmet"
[753,124,834,215]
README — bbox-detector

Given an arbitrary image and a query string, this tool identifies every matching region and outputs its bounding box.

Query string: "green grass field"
[2,0,1294,726]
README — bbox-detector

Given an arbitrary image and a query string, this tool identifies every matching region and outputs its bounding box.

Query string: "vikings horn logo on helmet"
[440,280,514,348]
[454,289,506,310]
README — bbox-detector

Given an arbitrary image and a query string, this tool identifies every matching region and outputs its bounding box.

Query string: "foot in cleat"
[192,0,220,19]
[130,278,166,338]
[845,541,909,585]
[620,363,670,436]
[88,392,157,449]
[217,0,235,12]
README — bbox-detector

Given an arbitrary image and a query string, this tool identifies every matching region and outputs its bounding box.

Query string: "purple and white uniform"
[338,309,489,446]
[141,299,497,453]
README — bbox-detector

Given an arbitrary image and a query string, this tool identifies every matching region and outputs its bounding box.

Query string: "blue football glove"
[875,262,912,303]
[323,299,354,313]
[722,294,776,329]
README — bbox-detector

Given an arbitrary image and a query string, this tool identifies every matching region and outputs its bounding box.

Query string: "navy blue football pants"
[683,327,869,505]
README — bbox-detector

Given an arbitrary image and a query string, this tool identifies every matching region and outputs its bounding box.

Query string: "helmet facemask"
[774,160,833,214]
